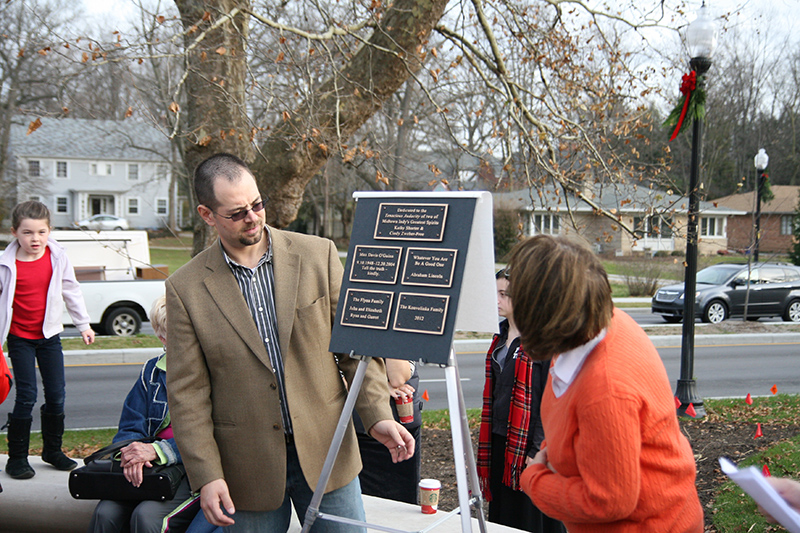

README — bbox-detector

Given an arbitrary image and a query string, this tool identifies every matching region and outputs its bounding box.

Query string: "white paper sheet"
[719,457,800,533]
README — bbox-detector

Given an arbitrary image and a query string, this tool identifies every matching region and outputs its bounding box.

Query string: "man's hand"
[368,420,415,463]
[201,478,236,527]
[119,441,158,487]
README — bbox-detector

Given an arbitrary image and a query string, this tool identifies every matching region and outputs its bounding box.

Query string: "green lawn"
[149,247,192,277]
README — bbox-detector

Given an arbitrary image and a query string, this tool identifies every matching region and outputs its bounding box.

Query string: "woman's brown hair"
[507,234,613,360]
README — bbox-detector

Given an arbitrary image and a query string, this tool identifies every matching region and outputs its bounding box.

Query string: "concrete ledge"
[0,455,95,533]
[1,454,517,532]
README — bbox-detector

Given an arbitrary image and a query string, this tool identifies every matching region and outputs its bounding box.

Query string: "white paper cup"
[419,478,441,514]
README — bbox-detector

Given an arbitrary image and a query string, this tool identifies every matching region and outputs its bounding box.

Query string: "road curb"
[63,347,162,365]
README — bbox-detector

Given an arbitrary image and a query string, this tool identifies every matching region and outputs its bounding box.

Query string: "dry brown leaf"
[124,106,133,118]
[27,118,42,136]
[168,101,180,114]
[215,47,226,55]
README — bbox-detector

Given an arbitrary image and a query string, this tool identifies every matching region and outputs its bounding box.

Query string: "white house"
[6,117,173,229]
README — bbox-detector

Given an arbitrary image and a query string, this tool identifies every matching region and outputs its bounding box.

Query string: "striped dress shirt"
[222,234,293,435]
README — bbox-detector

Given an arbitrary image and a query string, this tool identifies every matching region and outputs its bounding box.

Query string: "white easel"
[302,192,498,533]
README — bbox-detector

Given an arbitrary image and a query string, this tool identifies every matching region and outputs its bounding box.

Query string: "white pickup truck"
[51,230,168,336]
[67,279,166,336]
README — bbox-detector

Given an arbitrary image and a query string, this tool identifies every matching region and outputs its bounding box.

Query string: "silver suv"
[651,263,800,324]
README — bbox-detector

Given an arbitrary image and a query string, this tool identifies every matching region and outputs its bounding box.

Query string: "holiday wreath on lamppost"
[663,70,706,142]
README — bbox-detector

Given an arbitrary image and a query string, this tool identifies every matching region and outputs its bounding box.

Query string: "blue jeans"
[224,441,366,533]
[7,334,65,419]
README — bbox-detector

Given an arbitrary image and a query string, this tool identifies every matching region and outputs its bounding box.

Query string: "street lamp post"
[677,2,717,419]
[754,148,769,262]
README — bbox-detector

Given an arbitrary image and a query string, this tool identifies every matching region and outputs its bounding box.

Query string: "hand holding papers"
[719,457,800,533]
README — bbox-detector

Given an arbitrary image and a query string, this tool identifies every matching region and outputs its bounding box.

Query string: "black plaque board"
[401,248,457,288]
[349,245,402,284]
[393,293,449,335]
[330,195,476,365]
[374,203,448,241]
[340,289,394,330]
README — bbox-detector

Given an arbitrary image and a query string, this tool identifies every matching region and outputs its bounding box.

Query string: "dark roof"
[9,117,170,162]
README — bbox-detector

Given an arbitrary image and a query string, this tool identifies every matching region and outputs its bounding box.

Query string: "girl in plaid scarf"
[476,269,565,533]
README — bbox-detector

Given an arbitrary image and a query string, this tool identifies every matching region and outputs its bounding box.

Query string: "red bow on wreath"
[663,70,706,141]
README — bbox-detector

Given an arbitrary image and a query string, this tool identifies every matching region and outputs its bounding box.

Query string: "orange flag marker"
[686,403,697,417]
[674,396,681,409]
[755,423,763,438]
[745,393,753,405]
[762,464,771,477]
[771,384,778,395]
[422,389,429,402]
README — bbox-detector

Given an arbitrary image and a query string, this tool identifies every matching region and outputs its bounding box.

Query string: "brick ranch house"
[713,185,800,255]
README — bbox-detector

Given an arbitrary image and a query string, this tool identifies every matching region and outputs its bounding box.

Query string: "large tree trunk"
[251,0,448,228]
[174,0,253,255]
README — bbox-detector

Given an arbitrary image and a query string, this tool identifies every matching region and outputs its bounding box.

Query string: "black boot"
[5,414,35,479]
[40,407,77,471]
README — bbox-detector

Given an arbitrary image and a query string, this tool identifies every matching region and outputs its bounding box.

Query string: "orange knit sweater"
[519,309,703,532]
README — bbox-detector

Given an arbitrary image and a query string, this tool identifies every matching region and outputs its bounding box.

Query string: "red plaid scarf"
[477,333,534,499]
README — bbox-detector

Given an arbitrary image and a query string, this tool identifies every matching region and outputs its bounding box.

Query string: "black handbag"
[69,438,185,502]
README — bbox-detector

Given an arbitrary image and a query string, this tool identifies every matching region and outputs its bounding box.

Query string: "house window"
[781,215,793,236]
[127,198,139,215]
[127,163,139,181]
[56,161,68,178]
[90,162,113,176]
[56,196,69,214]
[156,164,168,181]
[634,215,673,238]
[700,217,725,237]
[156,198,168,216]
[28,160,41,177]
[532,213,560,235]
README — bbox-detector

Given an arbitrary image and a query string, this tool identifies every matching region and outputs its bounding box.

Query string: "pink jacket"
[0,237,91,342]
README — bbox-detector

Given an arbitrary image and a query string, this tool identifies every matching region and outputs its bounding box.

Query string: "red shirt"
[10,247,52,339]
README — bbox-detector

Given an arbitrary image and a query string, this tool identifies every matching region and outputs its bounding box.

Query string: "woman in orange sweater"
[507,235,703,533]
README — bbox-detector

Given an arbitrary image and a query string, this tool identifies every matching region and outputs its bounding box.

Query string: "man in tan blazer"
[166,153,414,531]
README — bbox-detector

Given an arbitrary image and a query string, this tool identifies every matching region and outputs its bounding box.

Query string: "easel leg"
[444,347,487,533]
[302,354,370,533]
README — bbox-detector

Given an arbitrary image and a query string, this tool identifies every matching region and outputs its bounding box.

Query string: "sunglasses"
[211,199,266,222]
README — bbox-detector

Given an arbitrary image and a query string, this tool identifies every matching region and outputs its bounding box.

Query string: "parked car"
[76,214,129,231]
[651,262,800,324]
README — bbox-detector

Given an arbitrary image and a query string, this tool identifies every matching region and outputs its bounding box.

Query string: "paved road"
[418,338,800,410]
[3,332,799,430]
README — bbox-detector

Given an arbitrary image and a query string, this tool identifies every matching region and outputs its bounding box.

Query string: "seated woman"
[88,295,197,533]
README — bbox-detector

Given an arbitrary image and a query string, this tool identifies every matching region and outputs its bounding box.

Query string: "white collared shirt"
[550,329,607,398]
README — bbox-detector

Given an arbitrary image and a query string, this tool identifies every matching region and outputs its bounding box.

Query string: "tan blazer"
[165,227,392,511]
